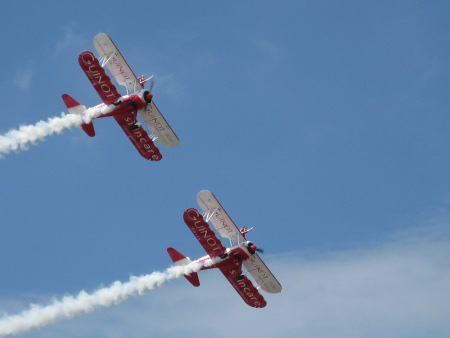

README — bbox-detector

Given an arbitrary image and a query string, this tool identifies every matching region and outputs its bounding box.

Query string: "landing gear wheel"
[219,253,228,259]
[129,122,142,131]
[236,274,245,281]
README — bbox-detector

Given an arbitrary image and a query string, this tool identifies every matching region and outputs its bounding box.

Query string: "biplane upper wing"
[94,33,180,148]
[183,208,227,258]
[243,253,282,293]
[139,102,180,147]
[196,190,245,247]
[198,190,282,294]
[218,265,267,308]
[78,51,122,105]
[93,33,142,94]
[113,113,162,161]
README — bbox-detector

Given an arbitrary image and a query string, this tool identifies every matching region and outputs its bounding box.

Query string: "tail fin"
[167,247,200,287]
[62,94,95,137]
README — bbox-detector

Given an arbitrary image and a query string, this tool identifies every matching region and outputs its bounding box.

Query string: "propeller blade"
[148,76,155,93]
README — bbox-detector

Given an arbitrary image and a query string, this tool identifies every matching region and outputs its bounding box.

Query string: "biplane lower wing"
[94,33,180,149]
[183,208,227,258]
[243,253,282,294]
[114,113,162,161]
[198,190,282,294]
[93,33,142,94]
[197,190,245,246]
[139,102,180,147]
[219,265,267,308]
[78,51,122,105]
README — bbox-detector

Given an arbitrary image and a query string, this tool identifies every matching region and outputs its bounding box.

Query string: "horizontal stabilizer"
[62,94,95,137]
[62,94,80,109]
[167,247,200,287]
[81,122,95,137]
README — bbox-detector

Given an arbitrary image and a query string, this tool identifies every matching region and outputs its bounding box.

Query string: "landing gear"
[219,253,228,259]
[236,274,245,281]
[127,100,139,110]
[129,122,142,131]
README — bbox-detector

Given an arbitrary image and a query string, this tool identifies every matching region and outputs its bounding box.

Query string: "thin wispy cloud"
[255,39,287,62]
[154,73,189,103]
[12,63,35,90]
[2,225,449,338]
[53,23,86,57]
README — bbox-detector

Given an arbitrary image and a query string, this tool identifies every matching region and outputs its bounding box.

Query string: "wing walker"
[63,34,281,308]
[168,190,282,308]
[62,33,179,161]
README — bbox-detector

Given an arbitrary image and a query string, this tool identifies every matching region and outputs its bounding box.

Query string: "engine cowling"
[143,90,153,104]
[246,241,257,255]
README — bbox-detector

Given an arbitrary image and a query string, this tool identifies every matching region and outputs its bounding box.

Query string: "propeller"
[148,76,155,93]
[143,91,154,104]
[140,75,155,104]
[247,243,264,254]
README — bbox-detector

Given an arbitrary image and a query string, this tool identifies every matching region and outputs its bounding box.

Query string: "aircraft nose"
[144,92,153,103]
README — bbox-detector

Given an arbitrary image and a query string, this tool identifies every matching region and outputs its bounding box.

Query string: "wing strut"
[99,55,113,68]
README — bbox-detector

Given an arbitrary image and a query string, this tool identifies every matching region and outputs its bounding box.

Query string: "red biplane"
[62,33,179,161]
[168,190,282,308]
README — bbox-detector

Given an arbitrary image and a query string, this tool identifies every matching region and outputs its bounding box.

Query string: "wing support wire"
[202,209,246,247]
[202,208,218,223]
[99,55,113,68]
[98,55,136,95]
[128,80,139,95]
[242,266,262,290]
[149,133,158,142]
[97,55,143,95]
[247,264,266,291]
[202,208,235,247]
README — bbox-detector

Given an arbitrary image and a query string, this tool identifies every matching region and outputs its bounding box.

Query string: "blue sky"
[0,1,449,337]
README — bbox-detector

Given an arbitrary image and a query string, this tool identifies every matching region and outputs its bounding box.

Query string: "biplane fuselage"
[62,33,179,161]
[168,191,282,309]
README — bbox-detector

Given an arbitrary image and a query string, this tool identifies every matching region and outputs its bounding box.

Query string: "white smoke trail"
[0,261,207,336]
[0,105,113,157]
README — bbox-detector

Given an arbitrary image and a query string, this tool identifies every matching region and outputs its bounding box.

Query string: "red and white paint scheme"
[62,33,179,161]
[167,190,282,308]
